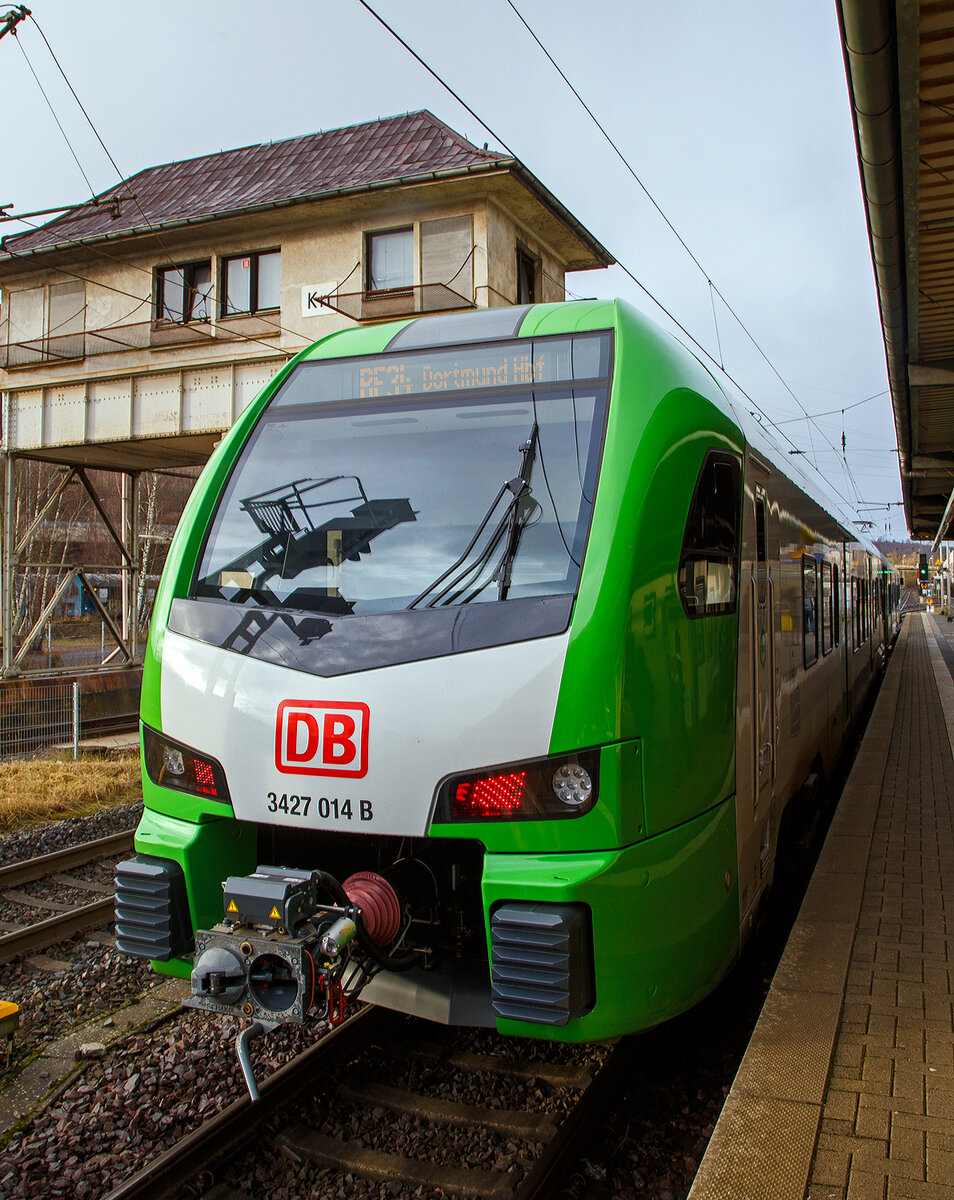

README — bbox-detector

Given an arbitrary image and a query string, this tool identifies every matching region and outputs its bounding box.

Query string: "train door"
[752,483,776,822]
[841,544,851,722]
[867,557,875,670]
[737,457,778,930]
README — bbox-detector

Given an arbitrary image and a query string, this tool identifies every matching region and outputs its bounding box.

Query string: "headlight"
[142,724,231,803]
[434,750,599,823]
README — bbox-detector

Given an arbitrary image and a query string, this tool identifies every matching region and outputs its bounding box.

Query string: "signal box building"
[0,111,613,674]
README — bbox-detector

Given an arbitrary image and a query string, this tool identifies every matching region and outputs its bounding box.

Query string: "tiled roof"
[2,111,507,257]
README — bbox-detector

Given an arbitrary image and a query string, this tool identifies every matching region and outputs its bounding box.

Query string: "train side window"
[854,578,864,648]
[832,564,840,646]
[755,494,766,563]
[821,562,832,655]
[868,579,873,636]
[802,556,819,667]
[677,450,742,618]
[851,576,860,648]
[754,490,767,602]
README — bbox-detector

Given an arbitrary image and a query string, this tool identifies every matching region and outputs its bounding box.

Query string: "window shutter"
[7,288,45,343]
[48,281,86,338]
[421,216,473,301]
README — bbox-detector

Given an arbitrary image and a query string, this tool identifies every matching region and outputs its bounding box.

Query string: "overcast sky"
[1,0,910,539]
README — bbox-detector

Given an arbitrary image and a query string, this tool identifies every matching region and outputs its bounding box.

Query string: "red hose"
[342,871,402,947]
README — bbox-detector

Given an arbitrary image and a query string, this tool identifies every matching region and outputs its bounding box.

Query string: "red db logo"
[275,700,369,778]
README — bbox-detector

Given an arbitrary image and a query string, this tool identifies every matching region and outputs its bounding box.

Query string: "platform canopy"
[837,0,954,543]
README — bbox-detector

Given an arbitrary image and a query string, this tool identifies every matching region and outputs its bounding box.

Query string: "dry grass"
[0,753,142,833]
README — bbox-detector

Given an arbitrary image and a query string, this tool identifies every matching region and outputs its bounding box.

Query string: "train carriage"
[115,299,897,1048]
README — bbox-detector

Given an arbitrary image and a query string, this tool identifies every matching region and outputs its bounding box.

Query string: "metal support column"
[121,471,140,661]
[2,451,16,677]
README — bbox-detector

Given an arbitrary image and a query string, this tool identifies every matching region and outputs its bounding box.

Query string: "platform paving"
[689,614,954,1200]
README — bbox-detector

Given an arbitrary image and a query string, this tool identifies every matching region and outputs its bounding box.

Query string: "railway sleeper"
[390,1039,594,1089]
[274,1125,521,1199]
[336,1078,560,1139]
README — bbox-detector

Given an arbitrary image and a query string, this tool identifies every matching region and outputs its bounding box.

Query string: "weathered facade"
[0,111,612,674]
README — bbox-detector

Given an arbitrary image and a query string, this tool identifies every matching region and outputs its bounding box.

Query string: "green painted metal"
[481,795,739,1041]
[547,303,742,838]
[133,806,257,978]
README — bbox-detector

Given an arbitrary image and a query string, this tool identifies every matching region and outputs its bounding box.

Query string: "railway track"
[0,829,134,963]
[105,1005,632,1200]
[81,710,139,738]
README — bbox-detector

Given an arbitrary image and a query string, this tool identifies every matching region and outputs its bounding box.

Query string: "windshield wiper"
[407,423,539,609]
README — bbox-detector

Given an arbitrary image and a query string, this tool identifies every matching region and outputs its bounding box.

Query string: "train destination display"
[274,333,610,407]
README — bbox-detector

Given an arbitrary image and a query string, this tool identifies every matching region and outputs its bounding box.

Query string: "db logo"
[275,700,369,778]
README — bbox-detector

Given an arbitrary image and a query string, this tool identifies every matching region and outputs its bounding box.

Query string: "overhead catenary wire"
[13,33,95,196]
[4,15,335,359]
[503,0,872,488]
[774,389,890,424]
[28,13,125,181]
[352,0,518,158]
[7,16,314,359]
[351,0,870,520]
[8,6,884,523]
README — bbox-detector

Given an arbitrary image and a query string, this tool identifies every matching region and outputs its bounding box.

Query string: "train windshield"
[193,332,611,616]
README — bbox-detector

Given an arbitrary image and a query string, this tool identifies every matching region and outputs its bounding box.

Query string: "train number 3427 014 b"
[264,793,374,821]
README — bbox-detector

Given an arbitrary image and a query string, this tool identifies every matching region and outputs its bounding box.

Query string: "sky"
[0,0,910,540]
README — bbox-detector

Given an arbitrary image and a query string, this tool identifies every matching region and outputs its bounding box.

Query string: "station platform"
[690,613,954,1200]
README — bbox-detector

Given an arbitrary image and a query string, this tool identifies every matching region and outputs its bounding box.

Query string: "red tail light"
[436,751,599,823]
[454,771,527,819]
[193,759,218,797]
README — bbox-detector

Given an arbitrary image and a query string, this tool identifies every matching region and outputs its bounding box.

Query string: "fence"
[0,681,80,760]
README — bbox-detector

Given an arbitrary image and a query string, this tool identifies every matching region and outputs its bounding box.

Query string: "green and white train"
[116,299,899,1047]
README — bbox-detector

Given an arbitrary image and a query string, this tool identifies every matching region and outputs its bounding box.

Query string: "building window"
[222,250,281,316]
[366,228,413,292]
[677,449,742,618]
[156,261,212,323]
[516,247,537,304]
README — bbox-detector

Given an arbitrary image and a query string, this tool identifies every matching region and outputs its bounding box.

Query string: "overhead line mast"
[0,5,30,41]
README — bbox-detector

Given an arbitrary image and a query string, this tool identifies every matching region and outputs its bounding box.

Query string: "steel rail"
[103,1003,632,1200]
[103,1005,390,1200]
[0,896,115,963]
[512,1038,635,1200]
[276,1031,634,1200]
[0,830,135,888]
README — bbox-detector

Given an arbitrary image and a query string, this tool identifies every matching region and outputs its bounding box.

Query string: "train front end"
[115,301,741,1045]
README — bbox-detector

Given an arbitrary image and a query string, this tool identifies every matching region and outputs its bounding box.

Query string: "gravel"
[0,938,156,1070]
[0,802,142,866]
[0,1010,321,1200]
[0,933,774,1200]
[0,803,149,1071]
[211,1019,609,1200]
[0,743,848,1200]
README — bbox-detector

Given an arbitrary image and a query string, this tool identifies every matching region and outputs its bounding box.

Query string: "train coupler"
[185,863,417,1047]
